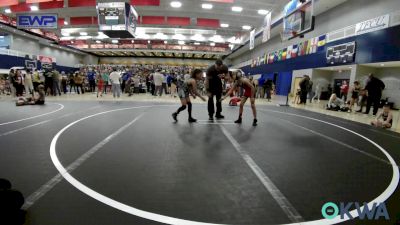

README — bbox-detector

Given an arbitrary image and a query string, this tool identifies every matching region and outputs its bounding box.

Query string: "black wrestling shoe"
[209,116,214,121]
[253,119,258,126]
[172,113,178,122]
[215,114,225,119]
[188,117,197,123]
[234,118,242,124]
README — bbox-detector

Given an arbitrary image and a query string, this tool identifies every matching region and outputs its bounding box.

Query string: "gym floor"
[0,100,399,225]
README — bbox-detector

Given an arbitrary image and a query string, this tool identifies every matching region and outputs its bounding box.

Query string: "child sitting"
[371,104,393,129]
[15,84,45,106]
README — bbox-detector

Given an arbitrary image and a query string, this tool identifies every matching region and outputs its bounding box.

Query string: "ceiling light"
[258,9,269,15]
[191,34,205,41]
[76,36,91,40]
[112,40,118,43]
[79,32,88,36]
[242,25,252,30]
[30,6,39,11]
[232,6,243,12]
[220,23,229,28]
[210,42,216,46]
[172,34,186,40]
[4,9,11,14]
[178,40,185,45]
[96,40,101,44]
[194,42,200,45]
[154,32,167,40]
[170,1,182,8]
[64,21,68,25]
[202,4,213,9]
[164,40,168,44]
[147,40,151,44]
[131,40,135,43]
[209,35,224,43]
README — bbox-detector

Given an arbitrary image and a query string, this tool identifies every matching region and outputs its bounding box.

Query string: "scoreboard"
[97,2,138,38]
[326,42,356,65]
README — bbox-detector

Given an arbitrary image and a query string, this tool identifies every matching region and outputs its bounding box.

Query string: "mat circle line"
[50,105,399,225]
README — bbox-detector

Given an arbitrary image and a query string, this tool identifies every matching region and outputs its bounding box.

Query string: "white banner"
[250,29,256,50]
[262,12,272,43]
[355,14,389,35]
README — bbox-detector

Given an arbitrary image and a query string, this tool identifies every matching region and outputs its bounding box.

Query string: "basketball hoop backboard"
[281,0,315,41]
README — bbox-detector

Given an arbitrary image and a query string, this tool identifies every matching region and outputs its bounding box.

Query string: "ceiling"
[0,0,349,60]
[0,0,288,57]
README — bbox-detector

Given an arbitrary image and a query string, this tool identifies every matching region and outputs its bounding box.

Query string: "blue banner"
[16,14,58,29]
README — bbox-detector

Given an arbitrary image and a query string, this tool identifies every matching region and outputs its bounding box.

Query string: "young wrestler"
[371,104,393,129]
[221,71,257,126]
[172,69,206,123]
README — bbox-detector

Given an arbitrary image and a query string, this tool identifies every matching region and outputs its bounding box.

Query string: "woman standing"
[172,69,206,123]
[221,71,257,126]
[348,81,361,112]
[96,71,104,98]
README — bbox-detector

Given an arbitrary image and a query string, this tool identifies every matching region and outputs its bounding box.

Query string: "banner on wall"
[37,55,55,64]
[355,14,389,35]
[262,12,272,43]
[249,29,255,50]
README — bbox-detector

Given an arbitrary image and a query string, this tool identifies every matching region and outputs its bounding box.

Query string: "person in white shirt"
[153,69,164,96]
[109,68,121,98]
[24,70,34,95]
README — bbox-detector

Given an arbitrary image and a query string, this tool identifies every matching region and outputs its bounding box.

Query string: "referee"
[205,59,228,121]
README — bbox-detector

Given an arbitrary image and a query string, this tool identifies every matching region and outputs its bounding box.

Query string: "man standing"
[87,68,96,93]
[299,75,310,104]
[109,68,121,98]
[153,69,164,96]
[364,73,385,115]
[206,59,228,120]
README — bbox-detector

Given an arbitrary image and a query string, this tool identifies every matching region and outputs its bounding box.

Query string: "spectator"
[153,69,164,96]
[371,104,393,129]
[162,72,168,95]
[348,81,361,112]
[307,79,313,103]
[312,82,321,103]
[24,70,34,95]
[340,80,349,102]
[264,79,273,102]
[0,178,25,225]
[32,69,41,92]
[364,73,385,115]
[87,68,96,93]
[69,73,76,93]
[299,75,310,104]
[44,69,53,96]
[74,72,84,94]
[109,68,121,98]
[13,70,24,97]
[52,69,61,96]
[61,72,68,94]
[326,94,344,111]
[8,69,16,97]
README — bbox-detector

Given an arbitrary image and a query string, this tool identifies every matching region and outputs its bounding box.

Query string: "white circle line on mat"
[0,103,64,126]
[50,106,399,225]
